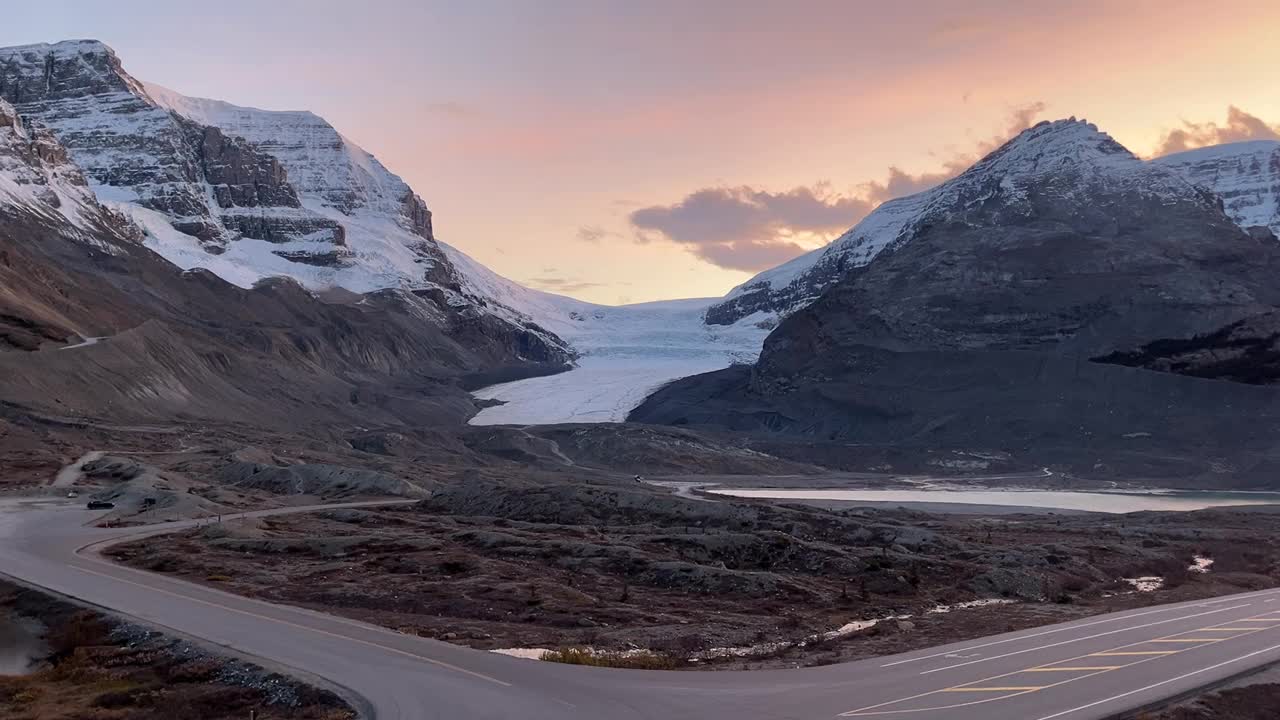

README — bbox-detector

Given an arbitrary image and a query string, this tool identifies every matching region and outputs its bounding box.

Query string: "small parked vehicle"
[66,490,78,498]
[86,500,115,510]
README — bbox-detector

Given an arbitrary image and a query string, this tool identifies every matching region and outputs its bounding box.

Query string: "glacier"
[470,298,770,425]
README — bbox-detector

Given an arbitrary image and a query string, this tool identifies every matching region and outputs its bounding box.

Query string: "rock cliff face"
[0,98,143,350]
[140,81,456,287]
[1154,140,1280,239]
[1095,310,1280,385]
[633,120,1280,487]
[0,40,343,250]
[0,97,135,243]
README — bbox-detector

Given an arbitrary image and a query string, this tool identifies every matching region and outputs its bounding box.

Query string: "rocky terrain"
[635,120,1280,488]
[0,578,354,720]
[1097,307,1280,385]
[105,475,1280,669]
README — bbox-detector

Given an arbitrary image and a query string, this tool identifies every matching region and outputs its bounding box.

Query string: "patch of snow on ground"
[1123,576,1165,593]
[927,599,1016,614]
[1190,556,1214,573]
[469,298,769,425]
[61,335,107,350]
[490,648,550,660]
[491,602,1014,663]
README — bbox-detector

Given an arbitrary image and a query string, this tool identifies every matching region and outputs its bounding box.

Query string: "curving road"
[3,498,1280,719]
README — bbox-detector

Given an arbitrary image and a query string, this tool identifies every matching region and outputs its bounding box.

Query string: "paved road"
[3,498,1279,720]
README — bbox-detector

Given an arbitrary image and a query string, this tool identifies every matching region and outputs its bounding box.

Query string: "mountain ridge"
[0,39,576,362]
[633,119,1280,487]
[0,95,570,427]
[707,121,1280,328]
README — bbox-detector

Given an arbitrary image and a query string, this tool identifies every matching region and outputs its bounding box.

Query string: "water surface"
[709,488,1280,514]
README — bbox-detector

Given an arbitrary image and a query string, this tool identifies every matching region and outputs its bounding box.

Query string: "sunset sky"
[8,1,1280,304]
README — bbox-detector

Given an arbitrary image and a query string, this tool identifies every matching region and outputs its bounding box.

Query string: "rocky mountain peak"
[0,40,145,101]
[0,38,345,251]
[705,117,1210,327]
[971,118,1137,176]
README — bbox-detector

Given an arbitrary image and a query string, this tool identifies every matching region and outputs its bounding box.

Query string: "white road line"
[64,562,514,687]
[920,604,1251,675]
[1033,642,1280,720]
[881,591,1280,668]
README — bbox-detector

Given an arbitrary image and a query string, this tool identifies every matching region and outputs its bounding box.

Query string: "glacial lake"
[708,488,1280,514]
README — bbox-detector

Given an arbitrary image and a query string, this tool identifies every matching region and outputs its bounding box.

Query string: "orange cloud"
[1153,106,1280,156]
[630,102,1050,272]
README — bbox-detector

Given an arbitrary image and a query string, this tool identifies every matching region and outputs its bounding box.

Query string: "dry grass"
[0,582,356,720]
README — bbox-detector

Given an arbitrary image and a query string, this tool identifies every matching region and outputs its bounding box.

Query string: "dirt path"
[642,479,719,502]
[50,451,104,488]
[518,427,576,467]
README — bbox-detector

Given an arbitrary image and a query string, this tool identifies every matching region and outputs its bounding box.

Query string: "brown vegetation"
[0,581,354,720]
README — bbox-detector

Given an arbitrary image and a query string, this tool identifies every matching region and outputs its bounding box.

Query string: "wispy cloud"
[576,225,620,243]
[523,275,611,293]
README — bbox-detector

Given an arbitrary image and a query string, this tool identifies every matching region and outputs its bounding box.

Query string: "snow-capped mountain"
[0,97,137,251]
[0,88,569,421]
[1154,139,1280,238]
[140,81,450,286]
[0,39,579,358]
[0,41,342,251]
[706,120,1272,327]
[634,117,1280,486]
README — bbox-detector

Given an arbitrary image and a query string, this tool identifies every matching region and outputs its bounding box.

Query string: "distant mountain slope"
[0,98,562,426]
[1153,139,1280,238]
[141,80,612,353]
[0,39,573,362]
[0,41,342,250]
[707,130,1280,328]
[633,119,1280,487]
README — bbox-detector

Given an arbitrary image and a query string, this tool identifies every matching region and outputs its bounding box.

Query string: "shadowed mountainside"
[633,120,1280,488]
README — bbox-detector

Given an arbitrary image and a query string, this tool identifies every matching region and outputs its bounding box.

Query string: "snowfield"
[469,299,769,425]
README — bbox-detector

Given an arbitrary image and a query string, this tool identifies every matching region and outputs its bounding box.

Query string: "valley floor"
[103,488,1280,671]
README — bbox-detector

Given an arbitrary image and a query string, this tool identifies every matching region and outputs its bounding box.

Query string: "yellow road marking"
[942,686,1046,692]
[1023,666,1124,672]
[841,601,1280,716]
[1150,638,1227,643]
